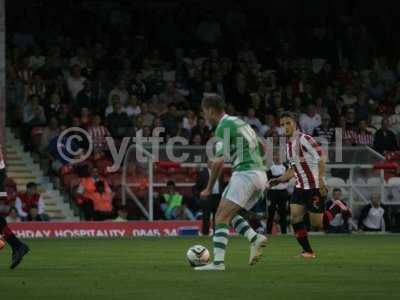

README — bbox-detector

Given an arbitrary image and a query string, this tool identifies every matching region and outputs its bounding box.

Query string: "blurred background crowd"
[3,0,400,231]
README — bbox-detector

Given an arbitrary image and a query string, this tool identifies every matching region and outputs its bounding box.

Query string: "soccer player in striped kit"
[0,145,30,268]
[270,112,327,258]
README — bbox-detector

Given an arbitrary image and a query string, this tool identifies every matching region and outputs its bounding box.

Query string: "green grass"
[1,235,400,300]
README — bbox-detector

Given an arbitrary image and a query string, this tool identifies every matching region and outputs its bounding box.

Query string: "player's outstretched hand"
[200,188,211,199]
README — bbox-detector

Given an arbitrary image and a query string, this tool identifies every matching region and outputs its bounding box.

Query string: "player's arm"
[302,135,327,193]
[269,168,295,186]
[201,127,226,198]
[200,156,224,198]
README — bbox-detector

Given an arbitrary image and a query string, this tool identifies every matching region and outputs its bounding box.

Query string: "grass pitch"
[0,235,399,300]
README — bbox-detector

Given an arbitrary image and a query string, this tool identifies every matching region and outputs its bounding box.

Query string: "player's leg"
[230,171,268,265]
[0,215,30,269]
[290,203,315,256]
[195,198,241,271]
[309,213,324,230]
[277,190,289,234]
[0,166,30,269]
[266,190,278,234]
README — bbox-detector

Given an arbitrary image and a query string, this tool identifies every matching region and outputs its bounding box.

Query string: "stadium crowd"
[3,1,400,230]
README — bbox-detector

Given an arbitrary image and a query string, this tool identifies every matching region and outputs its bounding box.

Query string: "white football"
[186,245,210,267]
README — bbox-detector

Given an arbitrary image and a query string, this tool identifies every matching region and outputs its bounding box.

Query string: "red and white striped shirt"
[88,126,110,150]
[351,131,374,146]
[286,132,323,190]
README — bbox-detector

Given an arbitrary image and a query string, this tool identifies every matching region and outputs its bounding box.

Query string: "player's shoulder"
[217,114,242,130]
[299,132,317,144]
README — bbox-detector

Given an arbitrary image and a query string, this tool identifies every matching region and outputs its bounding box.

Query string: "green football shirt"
[214,114,266,172]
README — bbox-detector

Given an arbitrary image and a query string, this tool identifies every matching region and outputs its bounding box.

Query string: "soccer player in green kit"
[195,95,268,271]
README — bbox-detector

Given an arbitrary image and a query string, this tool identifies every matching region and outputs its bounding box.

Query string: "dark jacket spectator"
[374,119,398,154]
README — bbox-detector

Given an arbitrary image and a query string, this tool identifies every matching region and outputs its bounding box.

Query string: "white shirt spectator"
[126,105,141,117]
[299,113,322,135]
[362,206,385,230]
[67,76,86,100]
[15,196,45,218]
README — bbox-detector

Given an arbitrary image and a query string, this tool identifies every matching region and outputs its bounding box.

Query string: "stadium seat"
[327,177,347,187]
[387,177,400,186]
[366,177,382,186]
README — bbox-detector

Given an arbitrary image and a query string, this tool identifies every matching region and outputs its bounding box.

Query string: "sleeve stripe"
[304,135,323,156]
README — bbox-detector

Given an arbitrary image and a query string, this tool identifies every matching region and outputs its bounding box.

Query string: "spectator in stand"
[38,117,59,157]
[28,46,46,71]
[88,115,110,151]
[158,81,187,108]
[90,180,114,221]
[190,133,203,145]
[159,181,195,220]
[368,72,385,102]
[22,95,47,151]
[76,80,97,111]
[313,113,336,145]
[45,93,62,120]
[66,64,86,101]
[358,192,389,232]
[161,103,180,137]
[70,46,90,70]
[48,124,79,173]
[139,103,155,128]
[352,119,374,146]
[374,118,399,155]
[6,67,25,125]
[182,109,198,133]
[108,79,129,106]
[6,207,21,223]
[27,73,47,100]
[259,114,277,137]
[191,116,211,143]
[341,84,358,106]
[325,189,352,233]
[125,96,142,117]
[299,104,321,135]
[76,166,113,220]
[353,91,370,122]
[345,108,357,129]
[243,107,262,133]
[105,95,124,116]
[79,107,91,127]
[129,71,146,100]
[15,182,48,221]
[106,99,131,138]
